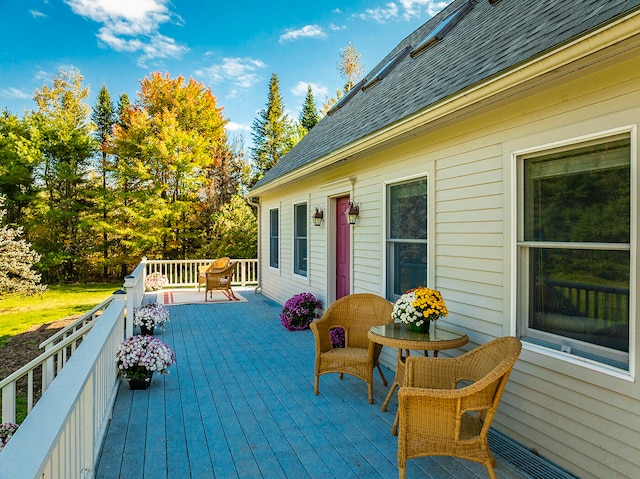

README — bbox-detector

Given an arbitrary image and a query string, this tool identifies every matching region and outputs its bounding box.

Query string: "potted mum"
[392,286,448,333]
[0,422,18,451]
[145,272,169,292]
[280,292,322,331]
[116,335,176,390]
[134,302,170,335]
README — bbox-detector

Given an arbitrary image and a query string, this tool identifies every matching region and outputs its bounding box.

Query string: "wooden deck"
[95,290,571,479]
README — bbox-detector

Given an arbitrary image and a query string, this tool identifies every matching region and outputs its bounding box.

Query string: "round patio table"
[368,322,469,434]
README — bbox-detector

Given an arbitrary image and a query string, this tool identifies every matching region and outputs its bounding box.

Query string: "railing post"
[121,277,134,338]
[1,383,16,424]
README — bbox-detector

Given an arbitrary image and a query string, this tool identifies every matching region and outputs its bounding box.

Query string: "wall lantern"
[313,206,324,226]
[346,201,360,225]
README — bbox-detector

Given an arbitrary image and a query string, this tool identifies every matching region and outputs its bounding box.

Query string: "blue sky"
[0,0,450,141]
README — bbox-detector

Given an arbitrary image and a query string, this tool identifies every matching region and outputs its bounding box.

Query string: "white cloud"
[329,23,346,31]
[357,0,449,23]
[30,10,46,18]
[279,24,326,43]
[195,57,267,95]
[0,87,31,99]
[291,81,329,99]
[226,121,251,133]
[65,0,188,66]
[357,3,399,23]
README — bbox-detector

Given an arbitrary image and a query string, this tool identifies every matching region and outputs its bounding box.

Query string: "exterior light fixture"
[346,201,360,225]
[313,206,324,226]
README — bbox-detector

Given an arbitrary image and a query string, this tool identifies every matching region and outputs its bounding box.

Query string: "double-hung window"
[386,178,428,300]
[517,134,631,370]
[269,208,279,268]
[294,203,308,277]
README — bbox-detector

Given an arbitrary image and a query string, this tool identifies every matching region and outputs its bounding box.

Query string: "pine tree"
[91,85,115,279]
[299,85,319,132]
[250,73,296,183]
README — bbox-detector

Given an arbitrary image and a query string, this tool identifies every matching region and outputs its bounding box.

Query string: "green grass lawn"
[0,283,122,342]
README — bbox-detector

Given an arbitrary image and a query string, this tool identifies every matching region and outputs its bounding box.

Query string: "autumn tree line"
[0,44,363,289]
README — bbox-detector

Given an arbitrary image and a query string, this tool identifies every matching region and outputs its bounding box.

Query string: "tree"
[116,93,130,125]
[91,85,116,279]
[31,68,96,283]
[0,195,46,299]
[299,85,319,132]
[111,72,229,260]
[321,42,364,115]
[0,111,41,224]
[200,194,257,259]
[250,73,297,183]
[338,42,364,91]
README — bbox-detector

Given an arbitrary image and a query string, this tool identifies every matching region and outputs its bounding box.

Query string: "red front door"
[336,196,351,299]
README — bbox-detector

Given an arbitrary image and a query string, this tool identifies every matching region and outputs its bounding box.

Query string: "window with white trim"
[386,178,428,300]
[516,134,631,370]
[269,208,279,268]
[294,203,308,277]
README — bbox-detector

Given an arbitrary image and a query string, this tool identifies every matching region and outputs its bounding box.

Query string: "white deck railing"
[0,293,126,479]
[145,258,259,287]
[0,267,146,478]
[0,257,257,478]
[0,297,112,425]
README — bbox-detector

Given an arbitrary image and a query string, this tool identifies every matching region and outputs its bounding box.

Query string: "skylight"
[410,1,473,58]
[362,46,411,91]
[326,78,366,116]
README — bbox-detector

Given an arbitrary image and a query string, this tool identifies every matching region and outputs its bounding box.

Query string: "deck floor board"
[95,290,547,479]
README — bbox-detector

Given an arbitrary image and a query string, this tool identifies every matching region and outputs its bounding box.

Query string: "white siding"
[256,47,640,479]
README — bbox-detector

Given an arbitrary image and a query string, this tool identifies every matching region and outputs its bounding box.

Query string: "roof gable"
[252,0,640,192]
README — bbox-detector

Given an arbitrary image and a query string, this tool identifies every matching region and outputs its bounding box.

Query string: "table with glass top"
[368,322,469,434]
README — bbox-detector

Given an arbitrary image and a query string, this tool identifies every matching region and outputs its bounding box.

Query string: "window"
[386,178,428,299]
[269,208,279,268]
[517,135,631,370]
[294,203,308,277]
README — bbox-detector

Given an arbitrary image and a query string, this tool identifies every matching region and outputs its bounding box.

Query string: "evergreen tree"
[0,195,46,298]
[250,73,296,183]
[91,85,115,279]
[32,68,96,282]
[116,93,130,126]
[299,85,319,132]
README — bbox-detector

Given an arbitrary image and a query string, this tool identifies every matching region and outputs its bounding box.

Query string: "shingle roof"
[251,0,640,192]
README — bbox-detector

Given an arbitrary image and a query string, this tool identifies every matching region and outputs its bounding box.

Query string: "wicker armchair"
[204,261,238,301]
[198,257,230,291]
[397,336,522,479]
[310,293,394,404]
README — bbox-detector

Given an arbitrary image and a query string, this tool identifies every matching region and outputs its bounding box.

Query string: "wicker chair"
[310,293,394,404]
[198,257,230,291]
[204,261,238,301]
[397,336,522,479]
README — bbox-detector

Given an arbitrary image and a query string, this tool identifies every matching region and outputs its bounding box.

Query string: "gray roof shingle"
[252,0,640,192]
